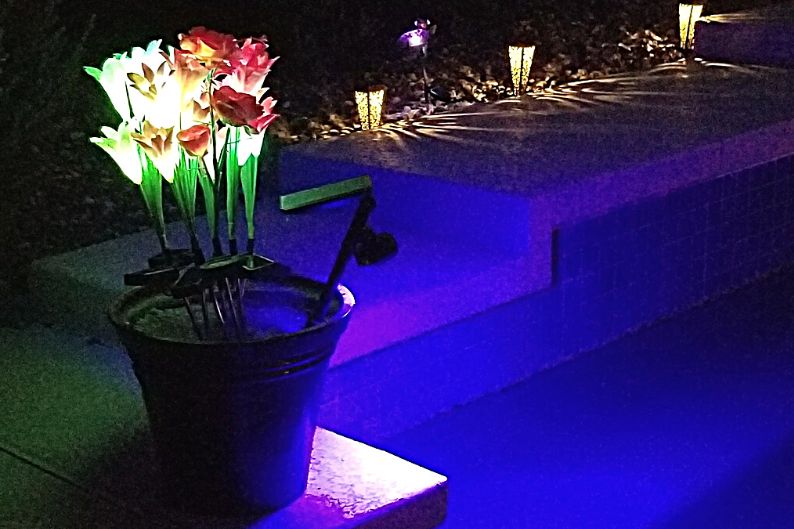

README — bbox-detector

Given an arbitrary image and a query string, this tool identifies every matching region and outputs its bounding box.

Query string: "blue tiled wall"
[321,156,794,441]
[555,155,794,356]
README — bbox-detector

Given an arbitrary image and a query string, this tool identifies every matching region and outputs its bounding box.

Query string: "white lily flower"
[84,54,132,121]
[123,40,182,128]
[126,39,167,74]
[90,120,143,185]
[147,75,183,129]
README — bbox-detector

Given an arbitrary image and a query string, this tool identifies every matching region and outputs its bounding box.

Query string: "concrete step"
[0,325,447,529]
[696,3,794,67]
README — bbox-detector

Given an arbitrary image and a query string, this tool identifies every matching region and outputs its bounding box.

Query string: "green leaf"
[226,128,241,240]
[241,156,258,240]
[83,65,101,81]
[198,165,216,237]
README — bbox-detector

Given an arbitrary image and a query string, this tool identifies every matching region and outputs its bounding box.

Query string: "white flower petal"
[236,129,265,166]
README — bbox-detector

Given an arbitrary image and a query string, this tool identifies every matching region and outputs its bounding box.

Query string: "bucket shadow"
[73,423,350,529]
[69,426,182,528]
[73,426,282,529]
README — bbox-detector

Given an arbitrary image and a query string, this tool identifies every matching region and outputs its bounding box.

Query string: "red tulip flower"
[179,26,240,66]
[249,96,278,133]
[249,113,278,134]
[177,124,211,158]
[211,85,261,127]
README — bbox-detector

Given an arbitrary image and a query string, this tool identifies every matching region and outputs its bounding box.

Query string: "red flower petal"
[177,125,211,157]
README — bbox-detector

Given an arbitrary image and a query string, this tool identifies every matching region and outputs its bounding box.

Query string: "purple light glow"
[246,429,446,528]
[399,19,433,49]
[243,283,355,339]
[399,28,430,48]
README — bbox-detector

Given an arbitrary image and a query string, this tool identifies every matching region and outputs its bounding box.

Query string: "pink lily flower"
[219,37,278,98]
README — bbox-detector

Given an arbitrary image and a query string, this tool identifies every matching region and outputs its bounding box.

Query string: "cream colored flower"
[172,49,209,109]
[131,121,180,183]
[90,120,143,185]
[180,92,211,130]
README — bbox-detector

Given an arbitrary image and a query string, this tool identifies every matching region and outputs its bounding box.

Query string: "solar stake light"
[399,18,433,53]
[679,2,705,52]
[399,18,439,110]
[355,85,386,130]
[509,44,536,95]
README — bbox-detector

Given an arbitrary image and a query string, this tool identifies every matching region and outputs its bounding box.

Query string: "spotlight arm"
[308,190,376,325]
[279,175,389,326]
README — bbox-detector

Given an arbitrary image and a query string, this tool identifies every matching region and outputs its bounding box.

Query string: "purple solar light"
[399,18,433,49]
[400,28,430,48]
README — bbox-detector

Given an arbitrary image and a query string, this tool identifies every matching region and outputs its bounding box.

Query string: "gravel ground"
[0,0,777,298]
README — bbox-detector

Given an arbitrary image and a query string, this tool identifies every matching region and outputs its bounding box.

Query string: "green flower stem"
[226,127,241,255]
[197,157,217,248]
[207,72,225,257]
[171,153,204,263]
[139,186,168,256]
[139,155,168,259]
[240,154,258,252]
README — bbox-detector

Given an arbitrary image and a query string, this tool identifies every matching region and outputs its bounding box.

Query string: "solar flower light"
[399,17,433,54]
[355,85,386,130]
[508,44,536,95]
[679,1,705,54]
[85,27,396,516]
[399,18,440,109]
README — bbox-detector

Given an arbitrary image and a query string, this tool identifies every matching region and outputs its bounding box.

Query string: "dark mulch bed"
[0,0,777,298]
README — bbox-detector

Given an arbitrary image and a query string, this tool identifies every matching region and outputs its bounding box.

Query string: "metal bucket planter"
[109,276,354,515]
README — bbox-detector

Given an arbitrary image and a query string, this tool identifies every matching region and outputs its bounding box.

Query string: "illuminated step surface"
[696,3,794,67]
[0,326,447,529]
[279,64,794,287]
